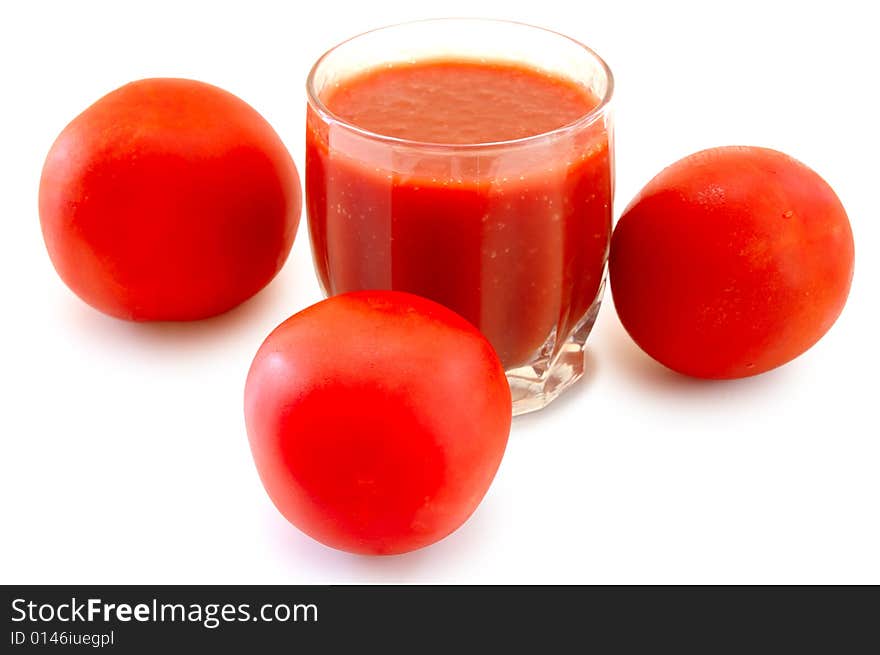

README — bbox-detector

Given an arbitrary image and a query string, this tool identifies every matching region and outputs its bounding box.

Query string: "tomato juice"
[306,56,612,374]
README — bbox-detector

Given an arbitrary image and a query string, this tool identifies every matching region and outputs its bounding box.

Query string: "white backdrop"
[1,0,876,584]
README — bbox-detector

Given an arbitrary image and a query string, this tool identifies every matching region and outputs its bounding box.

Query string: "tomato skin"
[244,291,512,555]
[39,78,301,321]
[609,146,854,379]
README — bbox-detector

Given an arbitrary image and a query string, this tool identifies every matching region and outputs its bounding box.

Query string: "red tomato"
[39,78,301,321]
[610,146,854,379]
[244,291,512,555]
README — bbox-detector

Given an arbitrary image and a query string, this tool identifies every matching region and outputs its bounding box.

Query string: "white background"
[1,0,877,584]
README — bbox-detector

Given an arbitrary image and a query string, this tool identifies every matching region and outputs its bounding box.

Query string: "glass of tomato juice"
[305,19,614,414]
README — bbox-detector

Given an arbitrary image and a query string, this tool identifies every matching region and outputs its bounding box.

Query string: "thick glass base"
[507,283,604,416]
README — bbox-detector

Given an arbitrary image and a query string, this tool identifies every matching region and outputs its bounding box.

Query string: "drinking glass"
[306,19,614,415]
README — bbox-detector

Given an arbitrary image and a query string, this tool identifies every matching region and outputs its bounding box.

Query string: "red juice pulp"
[306,59,612,369]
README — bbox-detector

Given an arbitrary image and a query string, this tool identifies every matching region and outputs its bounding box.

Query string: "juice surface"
[322,59,598,144]
[307,59,612,369]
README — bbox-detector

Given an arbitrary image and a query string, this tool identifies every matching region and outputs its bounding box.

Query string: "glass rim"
[305,17,614,151]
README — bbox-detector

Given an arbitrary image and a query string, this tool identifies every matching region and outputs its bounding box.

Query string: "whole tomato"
[244,291,512,555]
[610,146,854,379]
[39,78,301,321]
